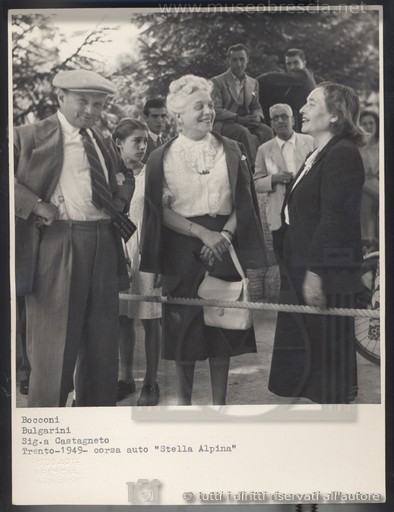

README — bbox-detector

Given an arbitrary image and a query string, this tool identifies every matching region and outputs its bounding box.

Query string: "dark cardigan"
[139,132,275,275]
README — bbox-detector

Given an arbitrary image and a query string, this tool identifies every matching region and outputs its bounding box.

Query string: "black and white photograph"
[11,6,382,409]
[6,2,388,507]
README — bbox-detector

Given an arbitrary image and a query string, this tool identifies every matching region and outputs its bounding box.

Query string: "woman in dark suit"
[140,74,273,405]
[268,82,365,404]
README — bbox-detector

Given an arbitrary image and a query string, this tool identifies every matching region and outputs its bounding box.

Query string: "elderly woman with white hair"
[140,74,273,405]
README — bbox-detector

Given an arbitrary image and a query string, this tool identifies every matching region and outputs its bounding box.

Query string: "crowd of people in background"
[15,42,380,408]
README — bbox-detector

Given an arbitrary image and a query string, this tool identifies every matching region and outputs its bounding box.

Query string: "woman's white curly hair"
[166,74,213,119]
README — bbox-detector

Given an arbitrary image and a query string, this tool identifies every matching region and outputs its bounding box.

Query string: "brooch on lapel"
[116,172,126,185]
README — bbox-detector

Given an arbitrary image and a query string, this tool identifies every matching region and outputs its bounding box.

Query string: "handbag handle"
[220,231,246,280]
[228,244,246,280]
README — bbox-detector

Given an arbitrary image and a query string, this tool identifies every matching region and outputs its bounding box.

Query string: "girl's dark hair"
[360,109,379,141]
[112,118,147,142]
[318,81,366,146]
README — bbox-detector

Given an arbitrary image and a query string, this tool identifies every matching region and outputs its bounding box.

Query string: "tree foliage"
[12,14,115,125]
[116,10,379,103]
[12,11,379,125]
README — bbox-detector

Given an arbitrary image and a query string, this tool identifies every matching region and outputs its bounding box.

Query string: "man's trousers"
[26,219,119,407]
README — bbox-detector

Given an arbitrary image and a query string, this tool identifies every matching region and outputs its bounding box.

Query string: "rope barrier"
[119,293,380,319]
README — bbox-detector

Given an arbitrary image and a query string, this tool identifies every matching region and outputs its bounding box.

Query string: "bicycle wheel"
[354,252,380,366]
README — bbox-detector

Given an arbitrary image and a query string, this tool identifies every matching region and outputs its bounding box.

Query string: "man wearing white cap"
[14,69,135,407]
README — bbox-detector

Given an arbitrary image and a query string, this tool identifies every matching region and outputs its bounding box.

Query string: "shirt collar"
[178,132,211,147]
[276,131,296,150]
[148,129,160,142]
[57,110,81,138]
[230,70,246,84]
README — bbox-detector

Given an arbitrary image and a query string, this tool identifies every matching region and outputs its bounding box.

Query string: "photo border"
[1,0,393,509]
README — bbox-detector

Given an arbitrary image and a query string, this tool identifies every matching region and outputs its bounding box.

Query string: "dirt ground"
[16,310,381,408]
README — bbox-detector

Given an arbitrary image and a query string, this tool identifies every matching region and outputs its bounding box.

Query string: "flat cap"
[53,70,117,95]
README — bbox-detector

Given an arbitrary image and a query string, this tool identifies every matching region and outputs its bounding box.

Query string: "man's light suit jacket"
[211,69,264,133]
[253,133,315,231]
[14,113,133,295]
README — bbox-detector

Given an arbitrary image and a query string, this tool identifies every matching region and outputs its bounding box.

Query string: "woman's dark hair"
[112,118,147,143]
[318,81,366,146]
[360,109,379,141]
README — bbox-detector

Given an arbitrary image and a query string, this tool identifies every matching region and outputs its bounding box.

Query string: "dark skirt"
[268,248,358,404]
[161,215,257,361]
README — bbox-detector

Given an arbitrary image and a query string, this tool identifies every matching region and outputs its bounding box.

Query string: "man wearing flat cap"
[14,69,135,407]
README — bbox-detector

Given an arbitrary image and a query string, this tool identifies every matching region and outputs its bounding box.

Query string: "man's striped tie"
[80,128,136,241]
[80,128,117,216]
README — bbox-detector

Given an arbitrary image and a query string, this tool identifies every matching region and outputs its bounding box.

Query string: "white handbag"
[197,244,252,330]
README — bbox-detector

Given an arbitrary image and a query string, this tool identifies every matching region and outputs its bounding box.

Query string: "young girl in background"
[113,119,162,406]
[359,110,379,247]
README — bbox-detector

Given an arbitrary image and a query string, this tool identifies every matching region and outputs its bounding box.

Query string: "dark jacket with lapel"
[142,133,167,164]
[139,133,275,275]
[283,136,365,293]
[14,113,133,295]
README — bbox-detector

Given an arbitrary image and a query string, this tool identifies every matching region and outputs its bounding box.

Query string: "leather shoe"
[137,383,160,406]
[117,379,136,402]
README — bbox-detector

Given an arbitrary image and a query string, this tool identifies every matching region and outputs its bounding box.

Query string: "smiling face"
[58,90,107,129]
[145,107,167,135]
[178,90,215,140]
[270,105,294,140]
[300,87,337,137]
[118,129,148,165]
[228,50,249,79]
[360,114,377,138]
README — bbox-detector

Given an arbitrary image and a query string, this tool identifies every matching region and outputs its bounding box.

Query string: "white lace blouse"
[162,133,233,217]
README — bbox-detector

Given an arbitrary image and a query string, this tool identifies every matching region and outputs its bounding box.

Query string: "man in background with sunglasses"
[253,103,316,258]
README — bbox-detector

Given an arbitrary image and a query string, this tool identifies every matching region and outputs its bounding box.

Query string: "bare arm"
[163,206,235,262]
[198,209,237,263]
